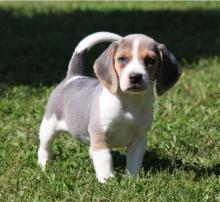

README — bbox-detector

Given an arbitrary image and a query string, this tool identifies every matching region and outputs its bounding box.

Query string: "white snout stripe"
[119,39,149,92]
[128,39,146,74]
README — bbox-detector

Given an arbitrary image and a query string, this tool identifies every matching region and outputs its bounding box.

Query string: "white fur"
[97,86,153,179]
[68,32,122,72]
[64,75,88,87]
[75,32,122,53]
[38,33,157,183]
[56,120,68,131]
[91,148,114,183]
[126,135,147,176]
[120,39,149,92]
[38,115,68,168]
[99,87,122,132]
[99,87,153,148]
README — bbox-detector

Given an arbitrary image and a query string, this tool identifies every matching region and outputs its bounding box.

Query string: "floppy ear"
[93,42,118,93]
[156,44,182,96]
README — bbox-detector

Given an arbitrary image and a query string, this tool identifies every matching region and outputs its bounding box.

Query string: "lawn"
[0,2,220,201]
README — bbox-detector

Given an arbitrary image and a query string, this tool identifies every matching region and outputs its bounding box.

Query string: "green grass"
[0,2,220,201]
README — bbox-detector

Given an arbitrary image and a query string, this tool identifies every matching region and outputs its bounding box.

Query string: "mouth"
[125,84,147,93]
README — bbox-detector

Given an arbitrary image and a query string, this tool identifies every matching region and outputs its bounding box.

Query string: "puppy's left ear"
[93,42,118,93]
[156,44,182,96]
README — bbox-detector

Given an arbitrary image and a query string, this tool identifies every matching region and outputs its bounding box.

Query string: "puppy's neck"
[103,85,153,109]
[118,85,153,99]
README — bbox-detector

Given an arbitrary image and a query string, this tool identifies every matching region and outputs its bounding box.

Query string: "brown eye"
[118,56,128,65]
[144,56,156,66]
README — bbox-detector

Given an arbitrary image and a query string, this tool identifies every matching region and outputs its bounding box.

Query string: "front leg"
[90,133,114,183]
[126,135,147,177]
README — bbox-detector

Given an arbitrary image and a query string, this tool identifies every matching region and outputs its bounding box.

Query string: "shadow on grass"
[0,8,220,85]
[112,150,220,179]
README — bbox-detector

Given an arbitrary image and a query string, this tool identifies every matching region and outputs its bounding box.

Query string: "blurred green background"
[1,1,220,84]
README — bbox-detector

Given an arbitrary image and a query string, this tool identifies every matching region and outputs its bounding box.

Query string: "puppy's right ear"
[93,42,118,94]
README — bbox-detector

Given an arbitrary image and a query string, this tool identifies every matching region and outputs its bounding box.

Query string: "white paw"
[38,148,53,170]
[38,158,47,171]
[97,172,114,183]
[91,148,114,183]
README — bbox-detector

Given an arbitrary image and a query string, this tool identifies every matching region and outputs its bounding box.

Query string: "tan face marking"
[114,40,133,78]
[113,36,161,93]
[138,39,160,80]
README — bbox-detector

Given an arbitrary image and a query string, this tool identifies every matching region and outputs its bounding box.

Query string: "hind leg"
[38,115,58,169]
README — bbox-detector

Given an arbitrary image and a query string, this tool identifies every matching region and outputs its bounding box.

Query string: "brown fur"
[156,44,182,95]
[94,43,118,94]
[90,133,108,150]
[114,38,161,83]
[137,38,161,81]
[95,35,181,96]
[114,40,133,79]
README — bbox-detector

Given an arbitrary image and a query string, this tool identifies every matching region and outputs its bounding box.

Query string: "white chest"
[99,88,153,147]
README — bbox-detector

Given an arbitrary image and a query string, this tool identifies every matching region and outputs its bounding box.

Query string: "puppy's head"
[94,34,182,95]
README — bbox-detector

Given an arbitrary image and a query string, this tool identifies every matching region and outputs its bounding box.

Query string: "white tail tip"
[75,32,122,54]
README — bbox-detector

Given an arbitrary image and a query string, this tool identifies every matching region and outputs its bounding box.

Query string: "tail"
[67,32,122,77]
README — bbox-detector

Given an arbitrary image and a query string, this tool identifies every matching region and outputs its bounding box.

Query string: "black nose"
[129,73,143,84]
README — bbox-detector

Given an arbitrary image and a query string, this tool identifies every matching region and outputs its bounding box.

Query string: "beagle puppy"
[38,32,181,183]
